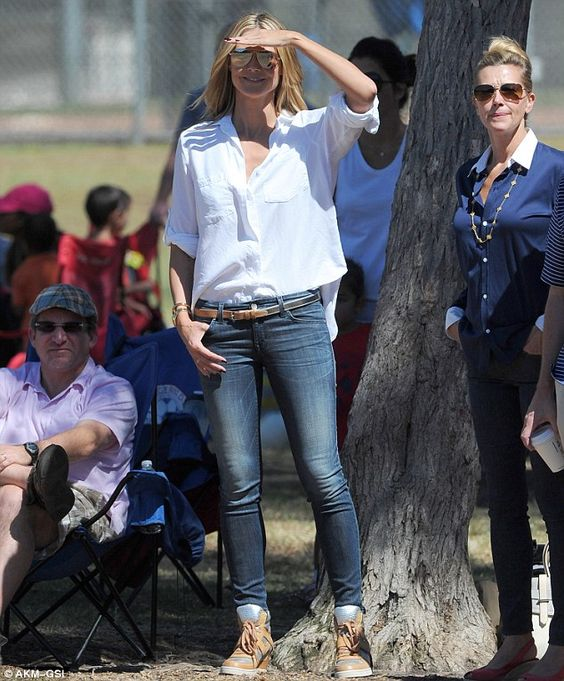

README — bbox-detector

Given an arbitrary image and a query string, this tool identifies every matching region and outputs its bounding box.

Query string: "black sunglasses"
[33,321,90,334]
[364,71,394,89]
[473,82,526,103]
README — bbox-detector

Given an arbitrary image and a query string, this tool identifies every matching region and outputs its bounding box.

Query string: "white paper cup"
[531,425,564,473]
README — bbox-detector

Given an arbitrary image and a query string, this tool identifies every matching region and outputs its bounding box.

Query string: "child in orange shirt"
[11,213,60,352]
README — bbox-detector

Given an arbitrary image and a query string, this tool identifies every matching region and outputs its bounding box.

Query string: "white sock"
[334,605,361,624]
[236,604,270,628]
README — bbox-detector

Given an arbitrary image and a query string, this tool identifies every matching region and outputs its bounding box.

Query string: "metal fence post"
[132,0,148,144]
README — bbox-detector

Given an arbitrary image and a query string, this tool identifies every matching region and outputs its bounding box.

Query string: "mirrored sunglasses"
[364,71,394,89]
[33,321,89,334]
[473,82,526,103]
[230,49,278,69]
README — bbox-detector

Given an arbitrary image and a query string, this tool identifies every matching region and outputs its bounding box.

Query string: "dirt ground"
[0,450,474,681]
[1,566,373,680]
[1,450,363,680]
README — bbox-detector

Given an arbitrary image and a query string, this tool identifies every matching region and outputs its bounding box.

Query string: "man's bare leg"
[0,466,59,616]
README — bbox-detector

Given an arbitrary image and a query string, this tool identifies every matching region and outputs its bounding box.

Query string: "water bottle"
[139,460,162,534]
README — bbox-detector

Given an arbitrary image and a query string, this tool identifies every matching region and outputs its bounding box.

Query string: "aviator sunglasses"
[33,321,90,334]
[230,49,278,69]
[473,82,526,103]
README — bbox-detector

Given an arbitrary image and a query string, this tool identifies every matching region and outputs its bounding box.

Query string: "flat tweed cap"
[29,284,98,322]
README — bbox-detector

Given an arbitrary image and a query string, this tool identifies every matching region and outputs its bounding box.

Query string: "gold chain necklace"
[469,166,522,245]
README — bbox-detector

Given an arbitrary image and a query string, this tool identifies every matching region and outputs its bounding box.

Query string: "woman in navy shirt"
[446,37,564,681]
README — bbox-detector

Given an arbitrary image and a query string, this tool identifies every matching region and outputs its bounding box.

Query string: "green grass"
[0,143,169,234]
[0,142,173,312]
[469,500,546,583]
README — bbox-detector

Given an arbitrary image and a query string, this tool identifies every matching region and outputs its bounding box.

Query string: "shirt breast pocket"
[263,155,309,203]
[197,176,236,225]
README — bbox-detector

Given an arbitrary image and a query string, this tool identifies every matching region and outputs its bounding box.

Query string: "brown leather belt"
[194,291,320,322]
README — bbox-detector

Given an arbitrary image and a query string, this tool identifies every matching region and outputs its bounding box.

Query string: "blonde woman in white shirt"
[165,12,378,677]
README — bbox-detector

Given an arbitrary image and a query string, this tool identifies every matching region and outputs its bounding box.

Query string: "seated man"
[0,283,137,662]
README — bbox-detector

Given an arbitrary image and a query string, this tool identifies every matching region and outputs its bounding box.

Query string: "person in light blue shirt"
[336,36,414,325]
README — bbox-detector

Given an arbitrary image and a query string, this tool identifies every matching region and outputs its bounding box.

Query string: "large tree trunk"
[275,0,532,675]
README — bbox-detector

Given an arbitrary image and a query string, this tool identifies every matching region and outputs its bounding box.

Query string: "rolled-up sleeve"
[80,375,137,448]
[337,92,380,134]
[322,92,380,161]
[164,135,200,257]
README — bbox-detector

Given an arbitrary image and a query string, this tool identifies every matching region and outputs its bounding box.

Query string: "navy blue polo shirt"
[542,175,564,382]
[451,131,564,375]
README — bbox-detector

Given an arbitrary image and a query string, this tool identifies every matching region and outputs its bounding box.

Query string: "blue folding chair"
[4,342,205,669]
[107,327,223,609]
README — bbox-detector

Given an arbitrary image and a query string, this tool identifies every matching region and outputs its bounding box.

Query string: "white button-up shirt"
[164,92,380,339]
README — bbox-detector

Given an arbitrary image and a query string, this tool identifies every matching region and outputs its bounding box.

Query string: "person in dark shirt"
[446,37,564,681]
[147,88,206,227]
[523,177,564,442]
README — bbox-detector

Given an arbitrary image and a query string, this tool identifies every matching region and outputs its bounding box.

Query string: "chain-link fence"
[0,0,561,143]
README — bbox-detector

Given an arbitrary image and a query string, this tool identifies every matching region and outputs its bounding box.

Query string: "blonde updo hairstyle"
[475,35,533,93]
[201,12,306,120]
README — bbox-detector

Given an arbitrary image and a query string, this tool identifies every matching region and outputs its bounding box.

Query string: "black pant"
[468,353,564,645]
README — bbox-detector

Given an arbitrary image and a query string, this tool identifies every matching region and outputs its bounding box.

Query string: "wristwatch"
[23,442,39,464]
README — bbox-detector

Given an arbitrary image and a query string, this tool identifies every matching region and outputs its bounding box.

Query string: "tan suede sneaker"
[220,609,273,676]
[334,610,372,678]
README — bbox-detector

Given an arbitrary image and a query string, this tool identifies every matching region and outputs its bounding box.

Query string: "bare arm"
[169,245,226,375]
[148,145,177,226]
[226,29,377,112]
[522,285,564,447]
[0,419,118,473]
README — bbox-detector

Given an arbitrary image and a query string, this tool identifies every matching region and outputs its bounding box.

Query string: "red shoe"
[465,639,537,681]
[519,666,564,681]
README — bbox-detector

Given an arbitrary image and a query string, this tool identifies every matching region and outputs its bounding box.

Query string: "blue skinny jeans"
[197,298,363,612]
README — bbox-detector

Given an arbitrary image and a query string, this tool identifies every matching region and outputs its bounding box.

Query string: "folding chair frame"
[5,472,160,669]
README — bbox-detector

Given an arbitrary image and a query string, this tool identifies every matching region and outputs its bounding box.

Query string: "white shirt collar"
[469,128,538,177]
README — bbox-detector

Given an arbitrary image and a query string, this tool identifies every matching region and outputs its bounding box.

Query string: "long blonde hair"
[475,35,532,92]
[200,12,306,120]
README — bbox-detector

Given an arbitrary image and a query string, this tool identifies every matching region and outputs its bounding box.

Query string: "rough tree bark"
[274,0,532,675]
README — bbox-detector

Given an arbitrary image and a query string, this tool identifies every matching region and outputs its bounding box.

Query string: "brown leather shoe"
[26,444,75,522]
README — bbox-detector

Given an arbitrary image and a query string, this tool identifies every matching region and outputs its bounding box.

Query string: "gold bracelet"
[172,303,191,326]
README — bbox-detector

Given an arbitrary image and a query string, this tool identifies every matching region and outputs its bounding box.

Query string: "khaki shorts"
[34,483,119,560]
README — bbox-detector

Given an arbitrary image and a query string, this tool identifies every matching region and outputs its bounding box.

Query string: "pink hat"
[0,184,53,214]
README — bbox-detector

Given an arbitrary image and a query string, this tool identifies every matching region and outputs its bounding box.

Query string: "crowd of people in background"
[0,181,163,366]
[1,12,564,681]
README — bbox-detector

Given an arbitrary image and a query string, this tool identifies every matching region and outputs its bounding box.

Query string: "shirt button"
[483,220,488,226]
[482,293,487,299]
[485,328,491,334]
[483,257,488,263]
